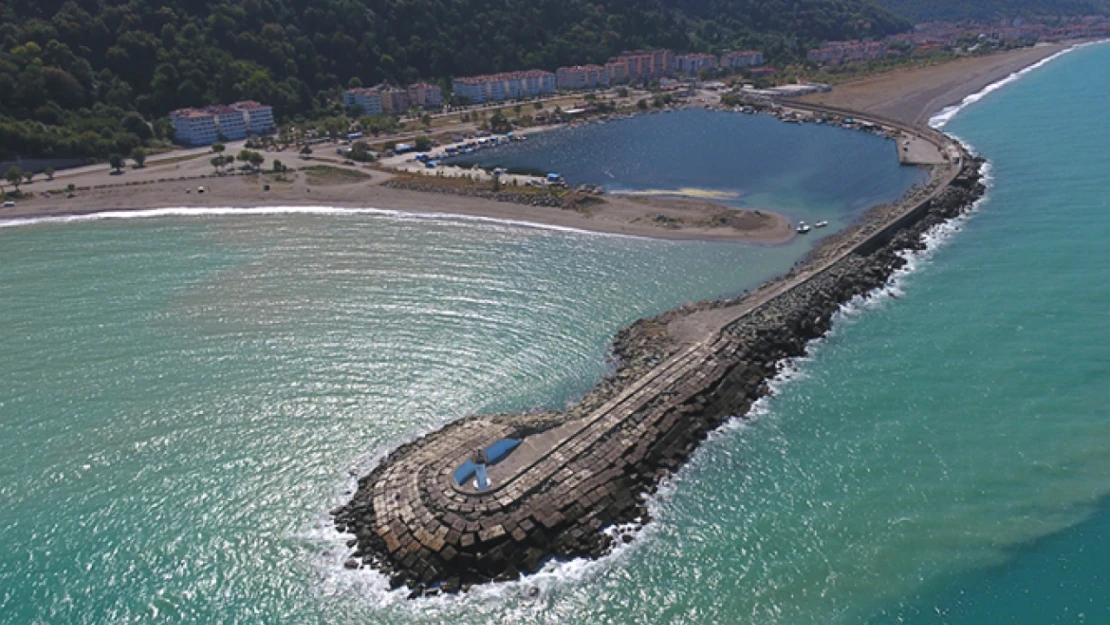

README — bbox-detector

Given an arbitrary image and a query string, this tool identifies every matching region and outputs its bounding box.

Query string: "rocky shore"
[334,129,986,595]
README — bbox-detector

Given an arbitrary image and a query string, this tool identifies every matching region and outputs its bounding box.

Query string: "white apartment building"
[232,101,275,135]
[452,70,556,104]
[171,109,219,146]
[343,88,384,116]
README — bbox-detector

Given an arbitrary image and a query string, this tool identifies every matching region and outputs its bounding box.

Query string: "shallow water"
[1,42,1108,624]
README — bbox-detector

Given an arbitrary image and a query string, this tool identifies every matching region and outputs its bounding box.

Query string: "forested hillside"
[0,0,908,160]
[874,0,1110,22]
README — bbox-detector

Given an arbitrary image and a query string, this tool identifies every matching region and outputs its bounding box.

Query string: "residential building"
[407,82,443,109]
[721,50,765,70]
[204,106,247,141]
[605,60,628,85]
[231,101,275,135]
[610,49,674,82]
[451,70,556,104]
[555,64,609,90]
[343,88,383,116]
[378,86,409,113]
[675,52,718,74]
[170,109,219,146]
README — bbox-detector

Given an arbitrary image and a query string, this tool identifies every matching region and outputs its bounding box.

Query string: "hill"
[0,0,908,161]
[873,0,1110,23]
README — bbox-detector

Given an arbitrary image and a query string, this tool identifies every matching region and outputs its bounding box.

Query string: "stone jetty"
[334,111,987,597]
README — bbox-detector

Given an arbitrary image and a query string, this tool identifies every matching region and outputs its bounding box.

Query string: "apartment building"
[721,50,765,69]
[674,52,718,74]
[343,88,384,116]
[407,82,443,109]
[452,70,556,104]
[555,65,610,90]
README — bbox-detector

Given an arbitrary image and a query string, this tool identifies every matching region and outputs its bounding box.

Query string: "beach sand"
[1,44,1076,237]
[2,166,797,243]
[798,43,1072,126]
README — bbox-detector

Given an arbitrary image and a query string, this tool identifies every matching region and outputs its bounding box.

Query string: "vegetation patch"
[303,165,371,185]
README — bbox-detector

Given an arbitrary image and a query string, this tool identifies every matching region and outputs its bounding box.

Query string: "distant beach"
[0,44,1080,242]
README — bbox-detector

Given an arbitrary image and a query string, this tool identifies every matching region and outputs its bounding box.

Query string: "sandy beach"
[0,44,1078,238]
[798,43,1072,125]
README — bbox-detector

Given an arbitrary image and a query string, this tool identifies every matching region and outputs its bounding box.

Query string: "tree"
[4,167,23,193]
[131,148,147,168]
[44,168,55,181]
[489,111,512,133]
[109,154,124,173]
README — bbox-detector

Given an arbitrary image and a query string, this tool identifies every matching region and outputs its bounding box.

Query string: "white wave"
[0,204,650,240]
[930,40,1109,128]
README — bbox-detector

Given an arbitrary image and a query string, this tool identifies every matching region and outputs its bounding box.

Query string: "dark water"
[449,108,927,229]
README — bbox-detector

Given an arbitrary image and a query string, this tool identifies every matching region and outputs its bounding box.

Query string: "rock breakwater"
[336,137,985,597]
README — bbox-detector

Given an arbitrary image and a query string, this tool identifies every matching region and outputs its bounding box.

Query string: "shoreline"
[1,45,1081,243]
[332,42,1087,596]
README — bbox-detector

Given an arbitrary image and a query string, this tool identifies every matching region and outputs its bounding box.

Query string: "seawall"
[333,110,985,597]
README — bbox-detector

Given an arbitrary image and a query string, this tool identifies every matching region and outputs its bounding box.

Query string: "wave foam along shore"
[929,40,1108,129]
[333,105,989,595]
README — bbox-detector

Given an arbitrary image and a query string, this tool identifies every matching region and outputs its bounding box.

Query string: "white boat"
[796,222,811,234]
[814,220,828,228]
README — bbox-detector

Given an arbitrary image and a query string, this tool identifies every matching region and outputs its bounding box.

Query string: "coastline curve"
[334,103,989,596]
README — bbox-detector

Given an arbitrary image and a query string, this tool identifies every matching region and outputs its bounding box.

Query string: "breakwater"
[335,113,984,597]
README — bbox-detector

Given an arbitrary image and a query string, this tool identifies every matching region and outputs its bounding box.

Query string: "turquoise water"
[1,42,1108,624]
[450,108,927,229]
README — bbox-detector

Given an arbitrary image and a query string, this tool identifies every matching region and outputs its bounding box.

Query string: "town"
[160,15,1110,149]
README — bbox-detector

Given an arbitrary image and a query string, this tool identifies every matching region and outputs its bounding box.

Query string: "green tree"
[4,167,23,193]
[489,111,512,133]
[109,154,124,173]
[131,148,147,168]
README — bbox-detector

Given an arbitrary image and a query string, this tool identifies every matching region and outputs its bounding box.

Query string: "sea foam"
[0,204,647,240]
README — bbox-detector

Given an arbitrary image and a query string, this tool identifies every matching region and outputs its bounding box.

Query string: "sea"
[0,41,1107,624]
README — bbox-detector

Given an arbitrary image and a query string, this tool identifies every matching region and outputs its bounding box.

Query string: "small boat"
[814,220,828,228]
[796,222,811,234]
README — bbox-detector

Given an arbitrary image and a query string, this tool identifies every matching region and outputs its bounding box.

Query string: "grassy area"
[146,152,211,168]
[303,165,372,185]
